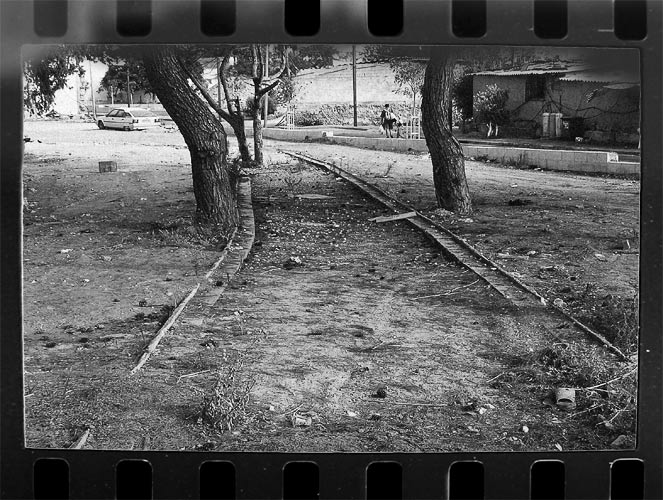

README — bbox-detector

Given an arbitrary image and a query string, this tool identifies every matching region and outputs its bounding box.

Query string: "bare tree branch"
[251,45,263,85]
[177,56,233,123]
[256,51,287,97]
[219,51,234,112]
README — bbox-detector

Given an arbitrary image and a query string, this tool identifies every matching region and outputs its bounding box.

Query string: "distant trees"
[23,47,84,115]
[98,59,152,105]
[392,60,426,111]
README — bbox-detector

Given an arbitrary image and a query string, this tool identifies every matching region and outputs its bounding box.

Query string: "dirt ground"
[276,141,640,354]
[21,121,638,452]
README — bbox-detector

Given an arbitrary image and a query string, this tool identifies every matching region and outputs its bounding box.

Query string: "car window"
[126,109,154,117]
[107,110,119,117]
[116,111,126,118]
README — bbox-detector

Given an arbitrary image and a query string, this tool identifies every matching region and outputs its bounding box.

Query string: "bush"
[474,84,510,125]
[295,110,324,126]
[244,95,277,118]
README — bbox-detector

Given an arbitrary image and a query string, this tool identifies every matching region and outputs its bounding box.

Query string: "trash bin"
[561,117,584,140]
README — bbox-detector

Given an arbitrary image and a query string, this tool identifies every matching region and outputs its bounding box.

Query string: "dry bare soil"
[21,121,638,452]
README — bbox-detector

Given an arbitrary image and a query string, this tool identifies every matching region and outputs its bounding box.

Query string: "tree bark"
[251,102,264,165]
[421,48,472,214]
[142,47,238,231]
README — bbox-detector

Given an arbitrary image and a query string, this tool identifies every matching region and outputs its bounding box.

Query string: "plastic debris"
[554,388,576,410]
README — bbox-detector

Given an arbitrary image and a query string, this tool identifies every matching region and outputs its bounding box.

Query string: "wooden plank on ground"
[369,211,418,223]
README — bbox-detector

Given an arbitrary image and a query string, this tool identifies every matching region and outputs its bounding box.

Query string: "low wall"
[262,128,640,177]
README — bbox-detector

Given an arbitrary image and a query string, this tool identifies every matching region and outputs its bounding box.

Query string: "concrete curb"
[130,177,256,372]
[264,128,640,177]
[195,177,256,307]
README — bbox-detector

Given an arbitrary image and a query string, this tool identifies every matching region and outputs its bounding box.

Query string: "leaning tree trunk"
[142,47,238,230]
[229,113,251,164]
[251,100,264,166]
[421,49,472,214]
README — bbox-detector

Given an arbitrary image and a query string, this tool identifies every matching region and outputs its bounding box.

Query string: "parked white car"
[97,108,160,131]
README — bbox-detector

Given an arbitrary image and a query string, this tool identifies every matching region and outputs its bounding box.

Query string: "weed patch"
[149,219,231,249]
[199,352,255,433]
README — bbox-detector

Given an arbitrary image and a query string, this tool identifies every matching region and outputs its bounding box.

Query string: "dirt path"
[268,140,640,354]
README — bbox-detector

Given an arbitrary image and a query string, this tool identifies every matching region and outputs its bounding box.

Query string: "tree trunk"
[421,49,472,214]
[252,102,264,165]
[218,55,252,164]
[232,115,252,164]
[142,47,238,230]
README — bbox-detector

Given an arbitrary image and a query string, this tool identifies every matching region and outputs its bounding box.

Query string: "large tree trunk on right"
[421,49,472,214]
[143,47,238,231]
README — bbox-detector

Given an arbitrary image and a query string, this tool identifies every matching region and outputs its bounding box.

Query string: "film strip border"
[2,0,662,499]
[9,0,651,43]
[29,455,646,499]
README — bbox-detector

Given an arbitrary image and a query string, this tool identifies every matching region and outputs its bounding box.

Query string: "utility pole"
[76,72,81,114]
[126,70,131,107]
[352,45,357,127]
[263,44,269,129]
[89,60,96,119]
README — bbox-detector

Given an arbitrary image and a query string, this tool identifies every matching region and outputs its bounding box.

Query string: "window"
[525,75,546,100]
[108,110,120,117]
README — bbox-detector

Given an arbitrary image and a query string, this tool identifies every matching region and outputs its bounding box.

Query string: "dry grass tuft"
[198,355,255,433]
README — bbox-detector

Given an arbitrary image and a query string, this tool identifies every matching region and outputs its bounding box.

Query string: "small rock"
[522,425,529,433]
[283,256,303,270]
[138,299,148,307]
[376,387,387,398]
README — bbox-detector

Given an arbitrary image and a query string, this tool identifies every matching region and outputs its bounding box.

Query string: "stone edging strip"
[130,176,256,374]
[283,150,628,361]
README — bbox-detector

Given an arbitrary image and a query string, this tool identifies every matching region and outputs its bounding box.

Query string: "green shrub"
[474,84,510,125]
[295,110,324,126]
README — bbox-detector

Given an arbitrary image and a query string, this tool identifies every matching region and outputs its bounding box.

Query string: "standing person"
[379,104,388,136]
[381,103,395,138]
